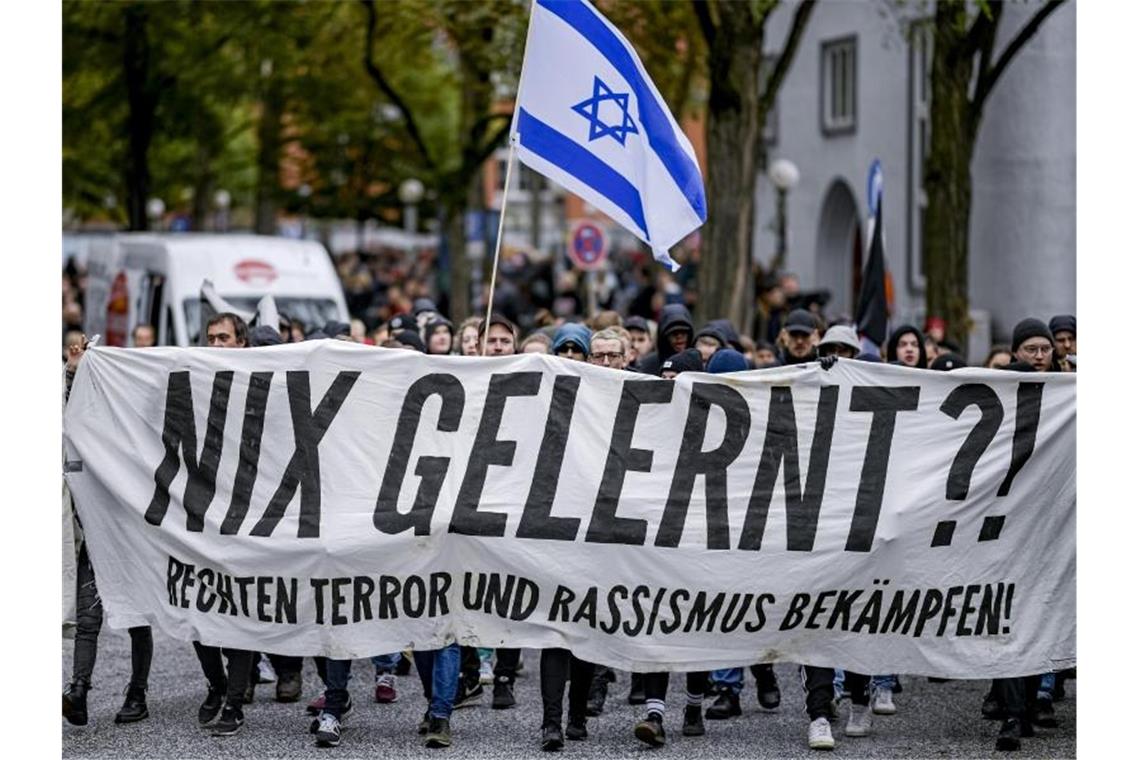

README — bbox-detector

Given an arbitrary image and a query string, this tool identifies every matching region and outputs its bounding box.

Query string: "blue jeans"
[1037,672,1055,702]
[323,659,353,718]
[710,667,743,695]
[835,669,896,695]
[371,652,401,674]
[414,644,460,719]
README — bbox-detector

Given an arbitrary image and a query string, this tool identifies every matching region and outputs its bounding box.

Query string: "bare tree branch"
[758,0,817,118]
[360,0,436,171]
[973,0,1067,109]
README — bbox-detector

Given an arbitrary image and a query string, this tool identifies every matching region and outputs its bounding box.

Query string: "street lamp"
[214,189,231,232]
[146,197,166,230]
[399,178,425,234]
[767,158,800,272]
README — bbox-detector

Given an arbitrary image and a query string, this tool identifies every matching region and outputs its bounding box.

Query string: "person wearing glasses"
[588,328,631,370]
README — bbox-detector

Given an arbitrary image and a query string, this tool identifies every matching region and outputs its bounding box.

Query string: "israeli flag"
[512,0,707,271]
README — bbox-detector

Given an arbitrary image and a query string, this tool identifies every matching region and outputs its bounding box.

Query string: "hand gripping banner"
[63,343,1075,677]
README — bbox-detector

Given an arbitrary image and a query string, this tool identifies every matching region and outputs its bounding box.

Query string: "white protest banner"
[63,343,1075,677]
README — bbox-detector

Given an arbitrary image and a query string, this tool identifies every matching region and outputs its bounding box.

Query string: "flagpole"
[480,0,537,356]
[481,142,517,355]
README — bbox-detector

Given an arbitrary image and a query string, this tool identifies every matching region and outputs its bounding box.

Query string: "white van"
[84,233,350,346]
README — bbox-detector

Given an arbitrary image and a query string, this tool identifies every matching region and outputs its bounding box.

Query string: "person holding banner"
[987,318,1067,752]
[192,312,256,736]
[537,330,594,751]
[629,351,721,748]
[62,337,154,728]
[777,309,822,366]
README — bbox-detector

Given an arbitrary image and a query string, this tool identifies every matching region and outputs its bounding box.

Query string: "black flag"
[855,197,888,347]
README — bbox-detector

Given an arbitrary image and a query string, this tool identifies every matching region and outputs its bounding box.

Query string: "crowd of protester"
[61,251,1076,752]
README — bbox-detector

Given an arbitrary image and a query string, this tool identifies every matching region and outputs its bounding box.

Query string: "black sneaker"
[114,686,149,724]
[705,690,741,720]
[454,679,484,709]
[211,704,244,736]
[424,717,452,748]
[995,718,1021,751]
[314,713,341,747]
[1033,699,1058,728]
[682,704,705,736]
[634,712,666,748]
[627,673,646,705]
[541,724,564,751]
[63,680,90,727]
[566,719,588,741]
[492,677,516,709]
[198,684,226,727]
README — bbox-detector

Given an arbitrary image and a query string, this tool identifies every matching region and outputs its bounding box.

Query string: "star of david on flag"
[572,77,639,146]
[511,0,707,271]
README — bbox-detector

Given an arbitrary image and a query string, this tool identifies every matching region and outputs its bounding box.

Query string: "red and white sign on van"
[234,259,278,286]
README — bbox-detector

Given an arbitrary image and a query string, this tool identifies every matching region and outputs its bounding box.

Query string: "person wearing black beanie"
[659,348,704,378]
[393,330,426,353]
[1010,318,1059,372]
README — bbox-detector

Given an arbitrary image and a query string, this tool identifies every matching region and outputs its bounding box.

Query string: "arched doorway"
[814,179,863,318]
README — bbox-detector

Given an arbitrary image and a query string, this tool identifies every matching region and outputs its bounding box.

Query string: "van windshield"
[184,297,340,343]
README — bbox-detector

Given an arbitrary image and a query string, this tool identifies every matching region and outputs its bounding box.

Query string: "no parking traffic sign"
[567,219,609,271]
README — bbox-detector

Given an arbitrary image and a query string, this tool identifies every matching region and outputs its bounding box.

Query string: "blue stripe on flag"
[537,0,707,222]
[517,108,648,238]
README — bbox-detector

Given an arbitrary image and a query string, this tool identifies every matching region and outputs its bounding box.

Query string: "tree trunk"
[255,69,284,235]
[122,3,155,231]
[446,200,470,322]
[923,4,978,347]
[696,9,761,332]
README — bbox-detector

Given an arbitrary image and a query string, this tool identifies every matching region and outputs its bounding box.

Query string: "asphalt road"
[63,628,1075,759]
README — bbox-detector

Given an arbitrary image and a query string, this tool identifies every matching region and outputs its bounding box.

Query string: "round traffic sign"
[567,219,609,271]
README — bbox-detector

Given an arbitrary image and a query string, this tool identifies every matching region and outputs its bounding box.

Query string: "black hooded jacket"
[885,324,929,369]
[636,304,694,376]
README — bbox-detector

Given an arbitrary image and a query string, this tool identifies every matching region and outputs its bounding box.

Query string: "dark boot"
[541,724,564,751]
[634,712,666,748]
[63,679,90,726]
[276,671,302,703]
[995,718,1021,751]
[752,664,781,709]
[682,704,705,736]
[705,688,741,719]
[114,686,149,724]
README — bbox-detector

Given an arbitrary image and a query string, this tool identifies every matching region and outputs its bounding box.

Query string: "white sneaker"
[314,713,341,747]
[808,717,835,750]
[845,704,872,737]
[872,687,896,715]
[479,660,494,685]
